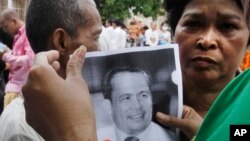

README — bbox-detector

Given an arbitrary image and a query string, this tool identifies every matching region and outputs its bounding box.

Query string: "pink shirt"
[2,26,35,93]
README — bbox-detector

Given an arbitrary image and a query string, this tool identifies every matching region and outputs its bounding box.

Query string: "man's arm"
[22,46,97,141]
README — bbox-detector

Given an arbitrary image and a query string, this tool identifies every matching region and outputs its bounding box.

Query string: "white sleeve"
[145,30,151,45]
[0,97,45,141]
[98,27,114,51]
[152,31,159,46]
[120,31,127,48]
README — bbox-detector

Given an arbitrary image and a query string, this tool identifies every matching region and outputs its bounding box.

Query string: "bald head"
[1,9,20,21]
[0,9,24,36]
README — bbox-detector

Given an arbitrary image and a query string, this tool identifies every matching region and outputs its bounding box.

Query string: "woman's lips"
[191,56,218,68]
[192,56,217,63]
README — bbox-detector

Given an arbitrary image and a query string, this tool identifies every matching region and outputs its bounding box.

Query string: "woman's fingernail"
[156,112,165,120]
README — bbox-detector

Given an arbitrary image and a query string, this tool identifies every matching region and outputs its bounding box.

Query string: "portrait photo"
[82,45,183,141]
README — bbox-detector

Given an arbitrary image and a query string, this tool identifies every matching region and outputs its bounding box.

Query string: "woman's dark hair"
[163,0,243,35]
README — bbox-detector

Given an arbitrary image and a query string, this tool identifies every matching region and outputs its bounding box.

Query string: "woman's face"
[175,0,249,83]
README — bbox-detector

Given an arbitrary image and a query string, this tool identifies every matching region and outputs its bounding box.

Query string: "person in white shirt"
[112,20,127,49]
[0,97,45,141]
[105,19,116,48]
[158,22,171,45]
[145,22,159,46]
[97,67,176,141]
[98,26,115,51]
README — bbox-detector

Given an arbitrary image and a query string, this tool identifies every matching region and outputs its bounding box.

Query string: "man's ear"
[52,28,71,55]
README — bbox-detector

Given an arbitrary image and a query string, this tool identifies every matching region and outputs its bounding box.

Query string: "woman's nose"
[196,28,219,50]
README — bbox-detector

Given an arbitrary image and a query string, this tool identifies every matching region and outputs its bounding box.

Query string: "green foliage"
[99,0,165,21]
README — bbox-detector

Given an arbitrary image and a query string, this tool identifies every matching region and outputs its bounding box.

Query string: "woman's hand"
[156,105,203,139]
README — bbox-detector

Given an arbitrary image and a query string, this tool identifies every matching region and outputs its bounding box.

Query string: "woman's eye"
[219,23,238,31]
[184,21,202,28]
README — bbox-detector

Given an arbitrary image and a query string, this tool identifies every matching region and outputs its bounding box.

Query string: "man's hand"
[156,105,203,139]
[22,46,97,141]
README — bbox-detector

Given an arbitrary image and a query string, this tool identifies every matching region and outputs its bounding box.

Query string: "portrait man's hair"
[102,66,152,100]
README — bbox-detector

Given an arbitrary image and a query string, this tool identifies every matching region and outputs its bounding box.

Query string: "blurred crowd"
[100,18,172,51]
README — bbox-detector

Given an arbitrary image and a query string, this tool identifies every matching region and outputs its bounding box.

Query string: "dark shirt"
[0,28,13,49]
[0,60,6,73]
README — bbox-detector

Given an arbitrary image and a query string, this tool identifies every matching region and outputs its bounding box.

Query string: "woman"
[158,22,171,45]
[194,0,250,140]
[157,0,250,140]
[168,0,248,117]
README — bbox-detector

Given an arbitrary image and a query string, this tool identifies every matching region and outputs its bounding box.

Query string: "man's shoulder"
[0,97,45,141]
[0,97,24,119]
[0,97,26,131]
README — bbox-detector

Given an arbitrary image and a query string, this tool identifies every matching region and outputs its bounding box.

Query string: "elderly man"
[0,0,102,140]
[0,9,34,107]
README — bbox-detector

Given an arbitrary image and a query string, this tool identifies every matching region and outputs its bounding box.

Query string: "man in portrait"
[97,66,175,141]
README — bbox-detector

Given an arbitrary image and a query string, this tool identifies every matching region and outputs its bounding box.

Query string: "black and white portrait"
[82,45,182,141]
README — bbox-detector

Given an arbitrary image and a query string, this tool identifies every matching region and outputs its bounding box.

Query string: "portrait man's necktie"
[124,136,140,141]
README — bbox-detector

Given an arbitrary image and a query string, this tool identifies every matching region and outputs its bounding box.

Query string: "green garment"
[195,69,250,141]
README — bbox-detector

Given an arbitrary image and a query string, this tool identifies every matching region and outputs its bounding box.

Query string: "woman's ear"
[52,28,71,55]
